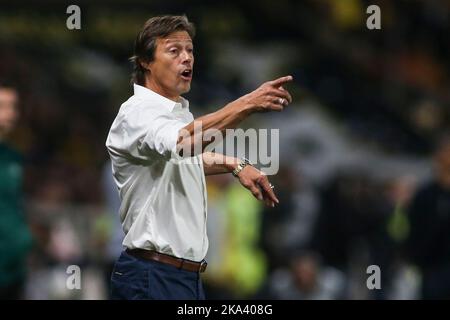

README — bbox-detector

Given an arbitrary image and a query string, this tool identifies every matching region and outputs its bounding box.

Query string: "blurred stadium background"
[1,0,449,299]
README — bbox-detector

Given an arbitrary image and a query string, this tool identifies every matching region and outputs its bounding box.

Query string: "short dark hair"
[130,15,195,86]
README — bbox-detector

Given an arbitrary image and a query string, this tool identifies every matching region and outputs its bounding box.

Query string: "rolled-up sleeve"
[107,102,188,161]
[139,112,186,159]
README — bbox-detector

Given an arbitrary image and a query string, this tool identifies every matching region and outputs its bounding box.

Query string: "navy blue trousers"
[110,250,206,300]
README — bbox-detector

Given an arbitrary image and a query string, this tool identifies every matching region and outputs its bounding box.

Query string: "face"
[0,88,19,138]
[292,255,318,292]
[145,30,194,101]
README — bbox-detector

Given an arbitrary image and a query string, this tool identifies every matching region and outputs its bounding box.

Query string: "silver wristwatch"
[232,157,252,177]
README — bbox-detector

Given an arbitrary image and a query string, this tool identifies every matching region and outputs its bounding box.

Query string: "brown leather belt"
[126,248,207,273]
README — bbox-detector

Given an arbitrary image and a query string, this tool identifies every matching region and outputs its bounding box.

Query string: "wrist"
[234,95,255,117]
[232,157,252,177]
[225,158,239,173]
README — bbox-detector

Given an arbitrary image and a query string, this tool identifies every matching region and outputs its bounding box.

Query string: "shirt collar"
[133,84,189,112]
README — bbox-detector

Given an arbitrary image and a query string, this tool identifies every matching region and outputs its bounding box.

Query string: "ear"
[140,61,152,73]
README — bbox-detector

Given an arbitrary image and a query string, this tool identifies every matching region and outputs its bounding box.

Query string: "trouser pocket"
[110,251,149,300]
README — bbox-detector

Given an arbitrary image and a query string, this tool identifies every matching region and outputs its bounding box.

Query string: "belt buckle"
[199,259,208,272]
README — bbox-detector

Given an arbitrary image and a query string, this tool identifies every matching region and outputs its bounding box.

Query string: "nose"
[181,50,192,64]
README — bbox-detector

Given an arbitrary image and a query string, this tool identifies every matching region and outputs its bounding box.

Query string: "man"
[106,15,293,300]
[406,133,450,299]
[0,82,33,299]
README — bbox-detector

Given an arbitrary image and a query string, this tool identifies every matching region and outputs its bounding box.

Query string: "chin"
[180,85,191,94]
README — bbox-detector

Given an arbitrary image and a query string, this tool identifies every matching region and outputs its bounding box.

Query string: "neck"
[144,78,179,102]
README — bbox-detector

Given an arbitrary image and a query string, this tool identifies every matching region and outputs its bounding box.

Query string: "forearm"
[192,98,253,132]
[177,98,253,156]
[202,152,239,176]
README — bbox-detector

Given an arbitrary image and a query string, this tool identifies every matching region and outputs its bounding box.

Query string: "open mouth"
[181,69,192,80]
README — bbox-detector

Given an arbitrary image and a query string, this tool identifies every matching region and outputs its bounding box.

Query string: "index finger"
[269,75,293,87]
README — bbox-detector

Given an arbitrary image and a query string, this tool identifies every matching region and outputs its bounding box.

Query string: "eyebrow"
[163,38,193,45]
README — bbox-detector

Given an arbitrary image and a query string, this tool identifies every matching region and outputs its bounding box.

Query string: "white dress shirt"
[106,84,208,262]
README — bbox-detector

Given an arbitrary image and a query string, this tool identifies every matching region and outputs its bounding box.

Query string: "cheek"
[163,63,180,81]
[165,58,178,71]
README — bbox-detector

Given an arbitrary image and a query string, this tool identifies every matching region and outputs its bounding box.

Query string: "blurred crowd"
[0,0,449,299]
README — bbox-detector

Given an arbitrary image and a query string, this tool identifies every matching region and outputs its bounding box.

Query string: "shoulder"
[107,96,176,145]
[119,96,173,123]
